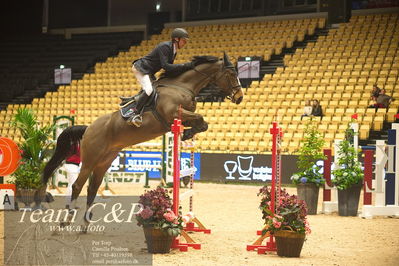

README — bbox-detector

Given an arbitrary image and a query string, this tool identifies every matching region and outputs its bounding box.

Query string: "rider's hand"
[183,62,195,69]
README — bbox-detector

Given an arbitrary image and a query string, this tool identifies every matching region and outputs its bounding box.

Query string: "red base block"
[184,222,211,234]
[257,242,277,254]
[247,233,277,254]
[171,238,201,252]
[247,244,266,251]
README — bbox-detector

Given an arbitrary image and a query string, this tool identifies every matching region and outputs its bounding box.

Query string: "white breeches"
[132,65,153,96]
[65,163,80,204]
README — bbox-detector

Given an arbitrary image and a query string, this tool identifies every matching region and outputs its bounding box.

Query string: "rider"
[126,28,193,127]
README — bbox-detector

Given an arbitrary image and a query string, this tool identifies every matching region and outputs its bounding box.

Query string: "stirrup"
[127,114,143,127]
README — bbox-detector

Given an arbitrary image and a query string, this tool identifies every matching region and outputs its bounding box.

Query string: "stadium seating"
[0,13,398,155]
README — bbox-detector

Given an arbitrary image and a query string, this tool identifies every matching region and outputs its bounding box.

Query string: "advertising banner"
[200,153,299,184]
[237,59,261,79]
[108,151,201,180]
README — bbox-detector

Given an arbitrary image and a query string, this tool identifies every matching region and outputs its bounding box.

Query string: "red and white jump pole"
[182,140,211,234]
[247,121,283,254]
[170,118,201,251]
[322,149,337,213]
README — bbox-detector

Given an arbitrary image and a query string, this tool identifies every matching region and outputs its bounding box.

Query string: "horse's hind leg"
[84,152,119,227]
[86,165,110,207]
[82,166,108,226]
[69,164,93,209]
[59,163,93,227]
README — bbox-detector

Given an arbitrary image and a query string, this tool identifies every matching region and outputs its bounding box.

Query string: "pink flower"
[272,218,282,228]
[305,219,311,234]
[139,207,153,219]
[163,211,178,223]
[305,225,311,234]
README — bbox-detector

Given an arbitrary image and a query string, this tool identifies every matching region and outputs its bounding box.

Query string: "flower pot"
[337,182,362,216]
[274,230,306,257]
[143,226,173,253]
[33,186,47,210]
[297,183,320,215]
[16,188,37,209]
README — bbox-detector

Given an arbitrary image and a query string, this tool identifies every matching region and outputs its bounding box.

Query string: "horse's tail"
[42,125,88,184]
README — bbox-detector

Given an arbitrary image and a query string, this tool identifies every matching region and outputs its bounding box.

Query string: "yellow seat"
[373,115,384,131]
[324,132,335,142]
[386,108,398,122]
[359,124,371,140]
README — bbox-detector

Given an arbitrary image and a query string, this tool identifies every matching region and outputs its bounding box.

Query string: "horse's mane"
[159,55,219,79]
[191,55,219,65]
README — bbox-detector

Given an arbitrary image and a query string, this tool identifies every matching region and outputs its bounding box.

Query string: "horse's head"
[213,52,244,104]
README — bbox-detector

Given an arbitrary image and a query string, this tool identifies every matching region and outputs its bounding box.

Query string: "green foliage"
[332,121,364,190]
[9,108,55,189]
[291,119,325,186]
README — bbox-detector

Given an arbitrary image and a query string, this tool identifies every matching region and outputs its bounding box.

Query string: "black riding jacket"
[133,41,190,76]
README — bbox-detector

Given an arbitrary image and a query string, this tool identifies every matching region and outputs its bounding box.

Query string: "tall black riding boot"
[120,90,145,106]
[127,92,150,127]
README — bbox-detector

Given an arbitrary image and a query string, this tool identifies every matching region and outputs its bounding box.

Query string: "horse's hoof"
[60,221,70,227]
[66,205,80,210]
[80,225,89,234]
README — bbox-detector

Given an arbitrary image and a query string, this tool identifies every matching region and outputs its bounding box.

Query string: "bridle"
[193,63,241,102]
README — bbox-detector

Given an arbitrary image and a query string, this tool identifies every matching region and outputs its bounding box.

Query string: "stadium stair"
[260,26,330,77]
[0,32,142,110]
[360,120,395,148]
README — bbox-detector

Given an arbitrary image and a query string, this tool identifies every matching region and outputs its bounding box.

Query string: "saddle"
[119,90,158,119]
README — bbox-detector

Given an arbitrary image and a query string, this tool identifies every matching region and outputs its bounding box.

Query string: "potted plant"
[258,186,311,257]
[291,118,325,214]
[332,122,364,216]
[136,186,183,253]
[9,108,55,210]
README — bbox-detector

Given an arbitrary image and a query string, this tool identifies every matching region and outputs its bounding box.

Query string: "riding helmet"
[171,28,189,39]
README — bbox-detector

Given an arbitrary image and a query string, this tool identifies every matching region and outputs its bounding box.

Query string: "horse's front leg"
[180,109,208,141]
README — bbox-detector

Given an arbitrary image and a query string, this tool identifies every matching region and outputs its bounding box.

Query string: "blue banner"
[109,151,201,180]
[180,152,201,180]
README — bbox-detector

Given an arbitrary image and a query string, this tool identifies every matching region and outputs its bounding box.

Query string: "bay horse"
[43,53,243,223]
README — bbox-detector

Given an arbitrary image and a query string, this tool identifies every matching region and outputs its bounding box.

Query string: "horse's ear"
[223,52,233,68]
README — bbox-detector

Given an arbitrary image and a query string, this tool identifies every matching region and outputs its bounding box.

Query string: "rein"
[194,64,241,102]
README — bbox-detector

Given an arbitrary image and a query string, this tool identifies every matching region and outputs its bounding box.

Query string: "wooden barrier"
[361,124,399,218]
[322,123,399,218]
